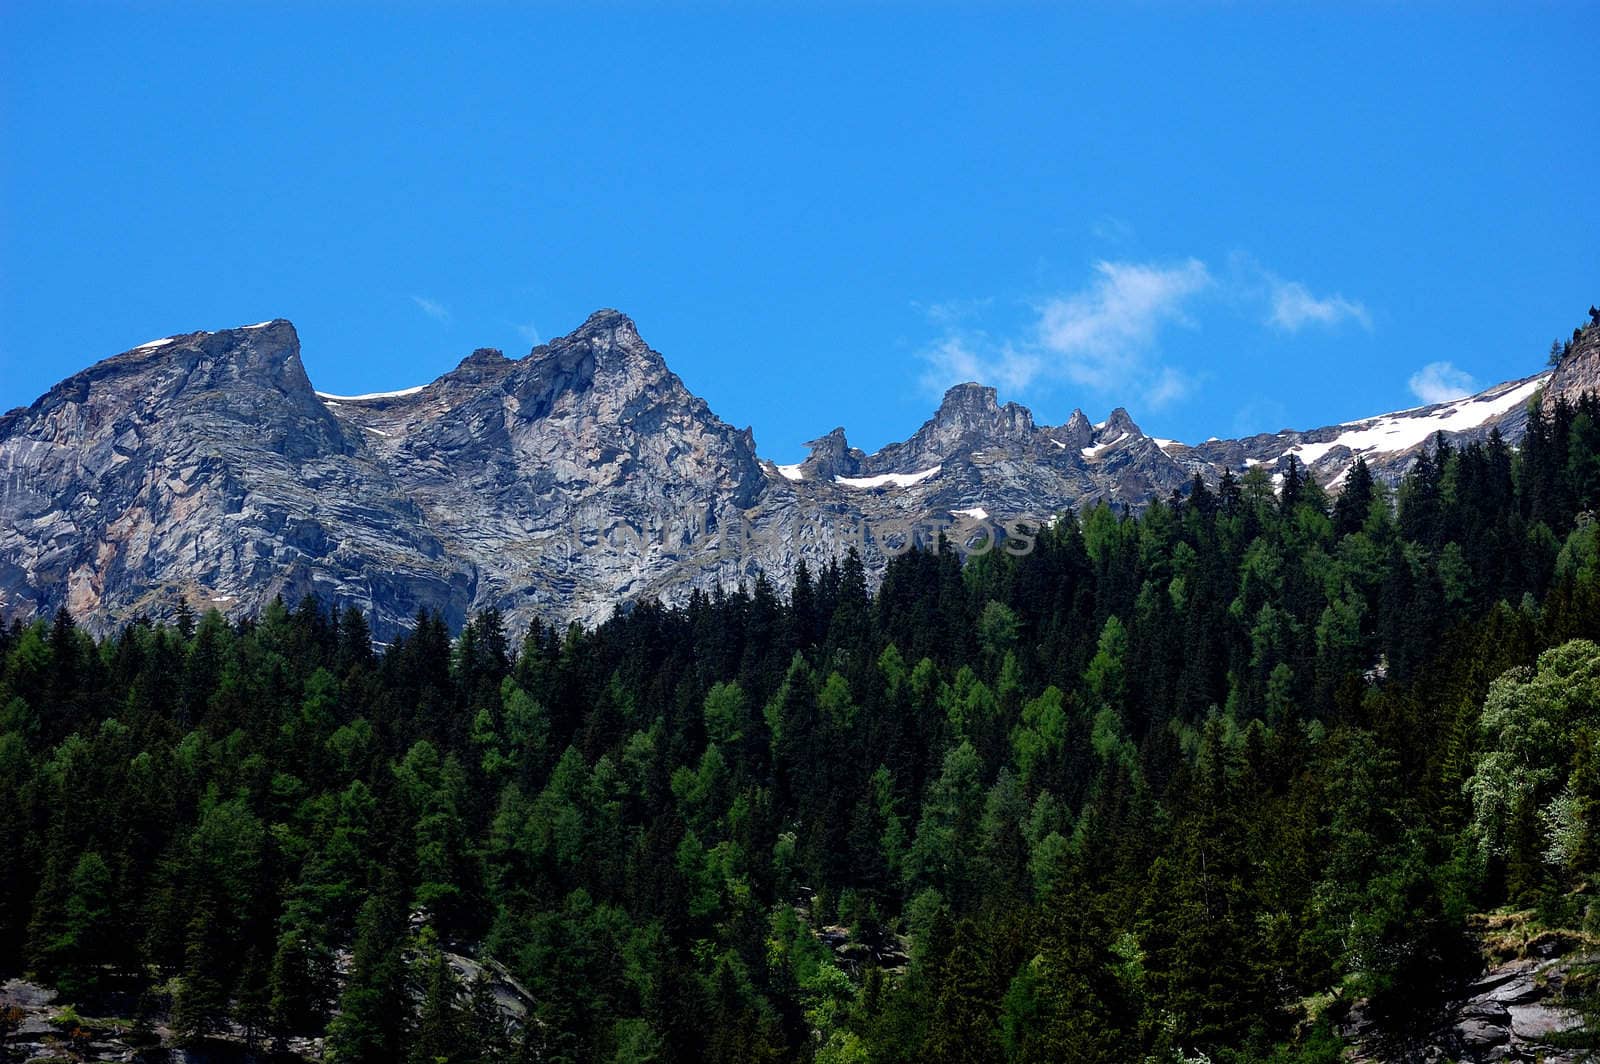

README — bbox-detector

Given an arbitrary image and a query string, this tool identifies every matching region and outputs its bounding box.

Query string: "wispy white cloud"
[1266,278,1370,332]
[1146,366,1193,407]
[919,333,1040,395]
[918,256,1372,410]
[410,295,451,324]
[512,321,542,345]
[1037,258,1212,391]
[919,258,1210,409]
[1408,361,1478,405]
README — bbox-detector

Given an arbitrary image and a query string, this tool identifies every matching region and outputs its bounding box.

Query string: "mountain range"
[2,309,1595,639]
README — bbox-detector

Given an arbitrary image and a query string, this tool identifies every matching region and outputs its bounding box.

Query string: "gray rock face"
[798,427,863,481]
[0,321,472,637]
[873,382,1037,470]
[1544,318,1600,415]
[1448,955,1591,1062]
[0,309,1574,639]
[311,310,769,632]
[1341,952,1593,1063]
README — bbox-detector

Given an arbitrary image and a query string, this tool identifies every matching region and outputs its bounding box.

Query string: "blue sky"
[2,4,1595,461]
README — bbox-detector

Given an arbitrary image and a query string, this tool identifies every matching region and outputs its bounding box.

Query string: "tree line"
[2,391,1599,1062]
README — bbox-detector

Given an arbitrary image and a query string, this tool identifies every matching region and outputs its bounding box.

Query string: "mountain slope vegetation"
[3,390,1600,1062]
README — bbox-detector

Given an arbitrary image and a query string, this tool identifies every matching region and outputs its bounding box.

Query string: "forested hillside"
[3,393,1600,1063]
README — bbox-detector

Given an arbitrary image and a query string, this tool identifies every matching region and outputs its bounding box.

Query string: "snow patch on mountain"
[1082,433,1129,460]
[835,466,941,489]
[1287,374,1548,468]
[315,385,427,402]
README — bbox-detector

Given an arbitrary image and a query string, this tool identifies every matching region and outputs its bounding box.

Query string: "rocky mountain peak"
[800,427,863,480]
[4,304,1590,641]
[932,382,1036,434]
[937,381,999,413]
[1051,409,1095,450]
[555,309,653,365]
[7,319,325,440]
[1100,407,1142,439]
[440,347,513,388]
[138,320,308,391]
[869,382,1038,470]
[569,307,642,341]
[521,308,672,403]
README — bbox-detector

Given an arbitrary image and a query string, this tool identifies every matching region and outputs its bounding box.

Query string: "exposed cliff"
[0,309,1569,638]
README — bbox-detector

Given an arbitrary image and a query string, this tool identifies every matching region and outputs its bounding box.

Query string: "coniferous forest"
[3,394,1600,1063]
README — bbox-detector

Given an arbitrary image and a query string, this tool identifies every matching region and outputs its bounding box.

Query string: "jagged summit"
[864,381,1038,472]
[797,427,863,480]
[542,307,649,358]
[118,317,297,355]
[2,317,332,452]
[570,306,638,336]
[460,347,510,367]
[0,306,1581,639]
[936,381,999,410]
[427,348,513,390]
[1100,407,1140,438]
[928,382,1035,432]
[518,307,674,400]
[1046,410,1095,452]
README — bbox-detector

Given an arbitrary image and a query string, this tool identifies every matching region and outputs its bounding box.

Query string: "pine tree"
[39,850,112,999]
[171,891,230,1041]
[1505,790,1547,906]
[463,973,512,1063]
[1570,731,1600,882]
[410,937,464,1064]
[1006,871,1134,1063]
[326,887,411,1064]
[1279,454,1305,515]
[921,918,1001,1064]
[1333,456,1375,538]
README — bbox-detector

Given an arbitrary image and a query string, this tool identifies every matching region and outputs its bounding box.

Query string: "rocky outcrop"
[313,309,769,631]
[1339,912,1597,1064]
[872,382,1037,470]
[0,945,532,1062]
[1341,955,1592,1063]
[1449,957,1589,1060]
[0,308,1576,640]
[0,321,471,638]
[798,427,863,481]
[1544,315,1600,416]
